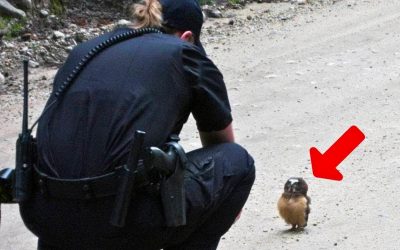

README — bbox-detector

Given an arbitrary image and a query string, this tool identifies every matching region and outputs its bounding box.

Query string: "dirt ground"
[1,0,400,249]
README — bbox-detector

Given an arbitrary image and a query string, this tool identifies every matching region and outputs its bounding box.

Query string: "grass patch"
[50,0,65,16]
[8,20,25,37]
[0,17,10,30]
[0,17,26,40]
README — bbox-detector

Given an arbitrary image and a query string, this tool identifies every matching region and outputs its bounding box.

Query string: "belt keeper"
[38,178,48,197]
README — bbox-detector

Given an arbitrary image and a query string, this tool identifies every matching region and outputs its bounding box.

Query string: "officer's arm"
[182,45,234,147]
[199,123,235,147]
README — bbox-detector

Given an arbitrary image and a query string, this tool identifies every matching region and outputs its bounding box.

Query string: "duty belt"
[30,134,188,228]
[33,164,151,200]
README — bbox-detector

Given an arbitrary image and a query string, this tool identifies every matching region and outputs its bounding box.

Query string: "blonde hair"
[130,0,163,29]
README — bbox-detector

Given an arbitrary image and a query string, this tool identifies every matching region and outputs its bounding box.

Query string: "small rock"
[20,46,28,53]
[231,4,241,9]
[53,31,65,40]
[3,41,15,49]
[0,72,5,85]
[204,9,223,18]
[39,9,49,17]
[74,32,86,43]
[117,19,131,27]
[247,15,252,20]
[228,19,234,25]
[68,23,78,29]
[29,60,39,68]
[265,74,278,79]
[297,0,307,5]
[21,33,32,41]
[65,45,75,52]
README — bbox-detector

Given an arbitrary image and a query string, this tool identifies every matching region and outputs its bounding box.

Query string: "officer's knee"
[219,143,255,181]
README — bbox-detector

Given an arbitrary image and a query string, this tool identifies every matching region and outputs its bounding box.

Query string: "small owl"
[277,177,311,230]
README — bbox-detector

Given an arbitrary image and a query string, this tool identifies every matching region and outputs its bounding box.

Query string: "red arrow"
[310,126,365,181]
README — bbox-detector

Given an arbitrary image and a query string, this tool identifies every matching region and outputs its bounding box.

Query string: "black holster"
[144,136,188,227]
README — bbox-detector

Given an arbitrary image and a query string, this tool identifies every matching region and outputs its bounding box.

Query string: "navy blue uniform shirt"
[37,28,232,178]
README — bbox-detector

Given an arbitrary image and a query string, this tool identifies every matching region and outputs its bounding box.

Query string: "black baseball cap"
[159,0,206,54]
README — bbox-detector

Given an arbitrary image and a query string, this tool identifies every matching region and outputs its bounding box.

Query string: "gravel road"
[1,0,400,249]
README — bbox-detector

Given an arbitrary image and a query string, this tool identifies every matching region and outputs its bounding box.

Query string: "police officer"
[19,0,255,249]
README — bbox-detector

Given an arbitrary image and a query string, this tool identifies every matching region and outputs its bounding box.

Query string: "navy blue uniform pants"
[20,143,255,250]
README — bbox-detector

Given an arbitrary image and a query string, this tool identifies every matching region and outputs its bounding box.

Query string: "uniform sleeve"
[182,44,233,132]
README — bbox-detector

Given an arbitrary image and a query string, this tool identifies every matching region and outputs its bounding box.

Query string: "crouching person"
[20,0,255,249]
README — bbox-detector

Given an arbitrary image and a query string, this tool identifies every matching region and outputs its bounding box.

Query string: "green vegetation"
[227,0,242,4]
[50,0,65,16]
[0,17,9,30]
[199,0,216,5]
[0,17,26,40]
[8,20,25,37]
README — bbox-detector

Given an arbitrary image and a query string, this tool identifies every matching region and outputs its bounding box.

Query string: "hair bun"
[131,0,163,29]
